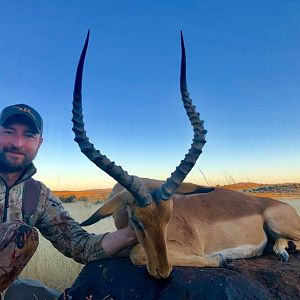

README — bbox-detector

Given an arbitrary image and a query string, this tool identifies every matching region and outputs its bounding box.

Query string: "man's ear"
[38,136,43,149]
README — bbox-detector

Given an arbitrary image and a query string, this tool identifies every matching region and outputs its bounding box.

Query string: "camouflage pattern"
[0,221,38,291]
[0,164,109,291]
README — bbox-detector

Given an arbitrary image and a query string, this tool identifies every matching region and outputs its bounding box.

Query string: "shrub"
[79,197,88,202]
[59,195,76,203]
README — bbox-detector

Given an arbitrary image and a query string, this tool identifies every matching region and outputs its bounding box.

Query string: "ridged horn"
[72,31,153,207]
[156,31,207,200]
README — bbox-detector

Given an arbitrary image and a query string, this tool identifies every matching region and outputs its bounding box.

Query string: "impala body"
[84,178,300,278]
[72,32,300,278]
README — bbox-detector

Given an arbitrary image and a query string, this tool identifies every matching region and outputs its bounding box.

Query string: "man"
[0,103,137,299]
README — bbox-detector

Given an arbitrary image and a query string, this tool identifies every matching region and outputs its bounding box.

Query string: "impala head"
[127,193,174,277]
[72,31,207,278]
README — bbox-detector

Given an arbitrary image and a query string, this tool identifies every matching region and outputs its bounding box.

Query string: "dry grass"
[53,189,112,203]
[20,201,116,292]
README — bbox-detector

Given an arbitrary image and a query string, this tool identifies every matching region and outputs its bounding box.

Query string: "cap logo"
[15,106,35,118]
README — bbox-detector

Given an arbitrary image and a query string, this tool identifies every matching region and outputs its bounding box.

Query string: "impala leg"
[130,244,147,265]
[130,244,224,268]
[168,252,225,268]
[292,240,300,250]
[267,217,300,261]
[166,241,226,267]
[273,237,300,262]
[287,231,300,252]
[273,238,290,262]
[265,204,300,256]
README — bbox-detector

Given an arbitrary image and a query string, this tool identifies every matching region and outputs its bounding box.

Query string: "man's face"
[0,120,43,173]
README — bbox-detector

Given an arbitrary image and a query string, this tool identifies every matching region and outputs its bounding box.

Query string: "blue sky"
[0,1,299,190]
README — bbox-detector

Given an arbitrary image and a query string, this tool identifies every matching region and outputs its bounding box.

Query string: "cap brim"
[0,112,41,134]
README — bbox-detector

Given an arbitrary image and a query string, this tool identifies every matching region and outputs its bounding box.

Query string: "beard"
[0,145,35,173]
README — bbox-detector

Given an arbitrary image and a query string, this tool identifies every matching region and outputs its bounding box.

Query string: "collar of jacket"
[0,163,37,187]
[17,163,37,184]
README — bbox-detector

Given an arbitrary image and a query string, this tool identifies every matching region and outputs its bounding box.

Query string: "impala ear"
[80,190,129,226]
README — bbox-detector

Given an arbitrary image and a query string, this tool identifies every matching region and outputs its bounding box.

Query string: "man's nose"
[11,136,24,147]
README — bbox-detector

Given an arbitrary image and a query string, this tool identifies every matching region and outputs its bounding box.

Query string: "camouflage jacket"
[0,164,109,264]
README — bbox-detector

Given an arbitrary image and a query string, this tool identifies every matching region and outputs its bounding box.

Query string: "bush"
[79,197,88,202]
[59,195,76,203]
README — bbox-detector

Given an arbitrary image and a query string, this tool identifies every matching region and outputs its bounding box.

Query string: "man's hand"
[102,224,138,256]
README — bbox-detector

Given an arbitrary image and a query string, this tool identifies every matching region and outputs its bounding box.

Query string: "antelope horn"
[156,31,207,200]
[72,31,153,207]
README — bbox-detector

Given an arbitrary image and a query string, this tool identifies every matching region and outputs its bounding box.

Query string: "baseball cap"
[0,104,43,134]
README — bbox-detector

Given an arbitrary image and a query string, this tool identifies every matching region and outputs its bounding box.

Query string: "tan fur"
[83,178,300,278]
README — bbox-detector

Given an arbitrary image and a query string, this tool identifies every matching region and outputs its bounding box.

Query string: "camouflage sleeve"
[35,188,110,264]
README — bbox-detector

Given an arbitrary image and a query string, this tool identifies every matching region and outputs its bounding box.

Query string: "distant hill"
[53,182,300,202]
[222,182,300,199]
[221,182,267,191]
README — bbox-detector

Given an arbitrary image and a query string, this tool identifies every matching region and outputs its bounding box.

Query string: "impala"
[72,31,300,279]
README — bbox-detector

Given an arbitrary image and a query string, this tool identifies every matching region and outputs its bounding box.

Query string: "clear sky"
[0,1,299,190]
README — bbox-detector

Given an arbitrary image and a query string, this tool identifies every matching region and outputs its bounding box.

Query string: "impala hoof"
[219,254,228,267]
[279,251,289,262]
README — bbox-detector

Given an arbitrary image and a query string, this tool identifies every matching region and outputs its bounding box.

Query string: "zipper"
[3,186,10,222]
[0,176,9,222]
